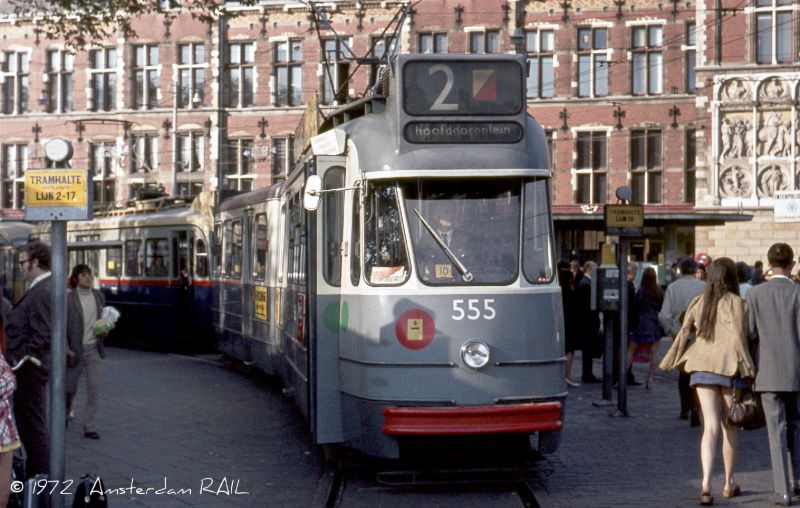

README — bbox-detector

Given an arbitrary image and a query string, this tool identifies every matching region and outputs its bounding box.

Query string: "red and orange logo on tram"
[395,309,435,350]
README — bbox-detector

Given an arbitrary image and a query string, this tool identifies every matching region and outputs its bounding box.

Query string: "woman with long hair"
[626,267,663,389]
[659,258,756,505]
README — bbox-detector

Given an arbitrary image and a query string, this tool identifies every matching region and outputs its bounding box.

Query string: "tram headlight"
[460,340,491,370]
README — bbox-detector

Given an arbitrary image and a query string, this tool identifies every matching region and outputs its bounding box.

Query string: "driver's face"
[436,211,454,231]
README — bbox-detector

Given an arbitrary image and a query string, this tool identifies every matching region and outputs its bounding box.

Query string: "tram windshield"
[402,179,521,286]
[361,178,554,286]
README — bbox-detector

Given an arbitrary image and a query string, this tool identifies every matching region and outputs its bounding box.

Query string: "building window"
[526,30,555,98]
[1,144,26,208]
[685,23,696,93]
[176,181,204,199]
[577,28,608,98]
[89,48,116,111]
[270,136,293,178]
[630,129,662,204]
[755,0,793,64]
[1,51,29,115]
[469,30,500,54]
[226,42,254,108]
[418,33,448,53]
[274,40,302,107]
[178,43,205,108]
[575,132,607,204]
[130,134,157,173]
[46,50,73,113]
[685,128,696,203]
[632,25,663,95]
[89,142,116,206]
[321,37,353,105]
[224,138,254,192]
[133,44,158,109]
[177,132,204,172]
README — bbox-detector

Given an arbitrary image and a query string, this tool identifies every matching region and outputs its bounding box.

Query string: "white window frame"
[754,0,794,64]
[177,42,205,109]
[1,50,30,115]
[1,143,27,208]
[573,130,608,205]
[631,24,664,96]
[45,49,73,113]
[89,47,117,112]
[226,42,255,108]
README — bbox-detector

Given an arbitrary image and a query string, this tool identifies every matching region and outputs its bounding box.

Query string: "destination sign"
[25,170,88,207]
[403,61,523,116]
[404,121,523,144]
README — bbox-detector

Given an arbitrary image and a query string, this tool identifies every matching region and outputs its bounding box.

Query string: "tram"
[213,53,565,458]
[34,197,214,348]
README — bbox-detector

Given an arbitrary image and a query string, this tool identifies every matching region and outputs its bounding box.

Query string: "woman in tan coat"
[660,257,755,506]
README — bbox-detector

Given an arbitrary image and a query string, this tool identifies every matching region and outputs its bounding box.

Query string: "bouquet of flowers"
[93,306,121,336]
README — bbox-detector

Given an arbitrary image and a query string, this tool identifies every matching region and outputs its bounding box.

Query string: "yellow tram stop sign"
[24,169,92,221]
[605,204,643,237]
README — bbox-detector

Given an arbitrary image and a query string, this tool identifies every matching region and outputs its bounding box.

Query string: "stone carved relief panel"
[720,79,751,103]
[720,113,753,159]
[719,165,752,198]
[759,77,790,103]
[757,111,792,157]
[757,164,789,198]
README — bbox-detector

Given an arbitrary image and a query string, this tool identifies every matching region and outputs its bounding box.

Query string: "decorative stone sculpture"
[758,113,790,157]
[719,166,751,198]
[722,79,750,102]
[760,77,789,102]
[757,165,788,197]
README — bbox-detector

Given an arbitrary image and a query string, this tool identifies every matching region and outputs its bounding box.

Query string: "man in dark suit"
[574,261,601,383]
[746,242,800,506]
[5,241,52,477]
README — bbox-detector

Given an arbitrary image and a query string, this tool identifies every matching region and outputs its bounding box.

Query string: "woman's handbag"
[727,388,766,430]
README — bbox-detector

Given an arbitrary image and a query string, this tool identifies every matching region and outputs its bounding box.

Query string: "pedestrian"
[745,243,800,506]
[659,257,755,506]
[659,256,706,426]
[696,263,707,281]
[736,261,753,297]
[751,260,765,286]
[574,261,600,383]
[0,299,20,506]
[4,240,51,477]
[66,264,106,440]
[558,262,579,387]
[626,267,663,389]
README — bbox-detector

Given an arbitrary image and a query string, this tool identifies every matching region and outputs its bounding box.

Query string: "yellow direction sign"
[605,204,643,237]
[25,169,88,207]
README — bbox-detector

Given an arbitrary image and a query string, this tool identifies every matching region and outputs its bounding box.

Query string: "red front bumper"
[383,401,562,436]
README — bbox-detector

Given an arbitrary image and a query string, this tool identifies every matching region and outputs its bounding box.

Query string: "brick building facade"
[0,0,775,265]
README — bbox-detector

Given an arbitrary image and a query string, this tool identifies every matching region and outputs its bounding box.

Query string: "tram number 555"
[451,299,496,321]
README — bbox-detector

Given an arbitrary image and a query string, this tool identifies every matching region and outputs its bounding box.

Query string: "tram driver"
[417,204,473,283]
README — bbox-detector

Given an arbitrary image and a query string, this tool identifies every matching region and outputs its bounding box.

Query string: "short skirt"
[631,334,661,344]
[689,371,750,389]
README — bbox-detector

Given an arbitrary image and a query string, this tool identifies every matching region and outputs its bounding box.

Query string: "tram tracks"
[319,454,546,507]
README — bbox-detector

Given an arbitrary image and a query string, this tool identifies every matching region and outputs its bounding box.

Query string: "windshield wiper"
[412,208,474,282]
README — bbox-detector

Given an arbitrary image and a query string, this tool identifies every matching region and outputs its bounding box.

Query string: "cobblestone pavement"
[58,345,781,507]
[63,347,325,507]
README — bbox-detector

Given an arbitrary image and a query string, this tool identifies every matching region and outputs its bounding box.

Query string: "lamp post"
[172,78,202,198]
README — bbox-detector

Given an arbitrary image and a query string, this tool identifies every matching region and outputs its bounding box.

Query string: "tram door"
[284,172,311,421]
[311,158,345,443]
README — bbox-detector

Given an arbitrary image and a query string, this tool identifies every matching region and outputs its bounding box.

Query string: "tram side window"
[364,183,409,285]
[288,195,306,285]
[253,214,268,281]
[212,224,222,278]
[145,238,170,277]
[231,220,242,278]
[125,240,141,276]
[322,168,344,286]
[523,179,555,283]
[350,190,360,286]
[223,221,233,277]
[195,239,209,278]
[106,247,122,277]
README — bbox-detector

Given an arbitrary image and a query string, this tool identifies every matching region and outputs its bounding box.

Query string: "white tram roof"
[68,206,212,232]
[0,221,35,246]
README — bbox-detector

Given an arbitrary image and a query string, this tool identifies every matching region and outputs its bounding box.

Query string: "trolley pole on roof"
[25,138,92,508]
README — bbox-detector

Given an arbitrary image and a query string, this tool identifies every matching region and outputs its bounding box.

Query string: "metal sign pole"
[49,221,67,508]
[616,238,630,417]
